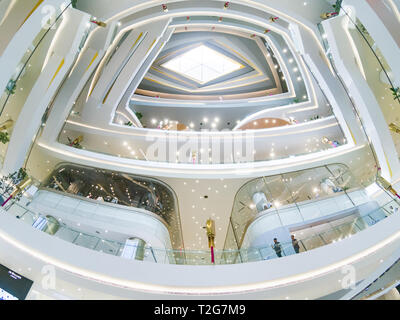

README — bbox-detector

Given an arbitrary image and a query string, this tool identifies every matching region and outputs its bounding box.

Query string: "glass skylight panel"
[162,45,242,83]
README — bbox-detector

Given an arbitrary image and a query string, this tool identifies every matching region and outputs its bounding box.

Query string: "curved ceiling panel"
[135,29,286,100]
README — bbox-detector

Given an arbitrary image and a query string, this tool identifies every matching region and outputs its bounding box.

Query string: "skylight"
[161,45,243,84]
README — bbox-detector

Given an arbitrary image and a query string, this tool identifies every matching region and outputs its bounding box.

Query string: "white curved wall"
[242,190,370,248]
[1,204,400,299]
[28,190,172,251]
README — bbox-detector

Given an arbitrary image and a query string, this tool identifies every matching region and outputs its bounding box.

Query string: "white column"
[344,0,400,87]
[0,0,69,93]
[322,15,400,182]
[1,8,90,175]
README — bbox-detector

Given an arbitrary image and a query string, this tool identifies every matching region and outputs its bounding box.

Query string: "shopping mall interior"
[0,0,400,300]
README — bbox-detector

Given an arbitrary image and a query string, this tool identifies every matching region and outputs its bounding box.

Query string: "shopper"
[272,238,282,257]
[291,235,300,254]
[389,206,399,215]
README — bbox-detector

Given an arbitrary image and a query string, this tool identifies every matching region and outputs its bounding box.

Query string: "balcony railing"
[1,195,398,265]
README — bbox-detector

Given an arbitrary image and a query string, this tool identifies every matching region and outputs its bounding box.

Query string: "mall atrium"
[0,0,399,300]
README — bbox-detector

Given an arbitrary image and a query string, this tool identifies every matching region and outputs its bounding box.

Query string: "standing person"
[272,238,282,257]
[389,206,399,215]
[291,235,300,254]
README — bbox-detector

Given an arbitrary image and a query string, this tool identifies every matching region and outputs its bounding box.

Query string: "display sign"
[0,264,33,300]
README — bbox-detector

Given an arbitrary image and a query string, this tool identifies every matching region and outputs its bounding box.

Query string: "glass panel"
[73,233,100,250]
[94,239,121,256]
[54,227,80,243]
[161,45,243,83]
[42,164,183,250]
[2,180,399,266]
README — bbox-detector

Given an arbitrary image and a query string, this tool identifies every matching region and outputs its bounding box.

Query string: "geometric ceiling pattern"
[135,31,287,100]
[162,44,243,84]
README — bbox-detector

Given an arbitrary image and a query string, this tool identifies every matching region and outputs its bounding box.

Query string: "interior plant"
[16,168,27,182]
[358,24,369,35]
[135,112,143,120]
[67,136,83,149]
[71,0,78,8]
[5,80,16,95]
[333,0,343,13]
[5,168,27,186]
[0,132,10,144]
[0,168,28,203]
[125,121,133,126]
[390,87,400,101]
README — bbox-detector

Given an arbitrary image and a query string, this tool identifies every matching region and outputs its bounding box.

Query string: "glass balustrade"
[56,119,346,165]
[1,195,398,266]
[318,7,400,157]
[0,5,71,165]
[0,4,94,169]
[223,163,378,251]
[350,258,400,300]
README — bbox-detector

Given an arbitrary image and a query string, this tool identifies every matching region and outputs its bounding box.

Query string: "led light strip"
[37,140,362,176]
[18,0,44,30]
[47,59,65,90]
[0,211,399,295]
